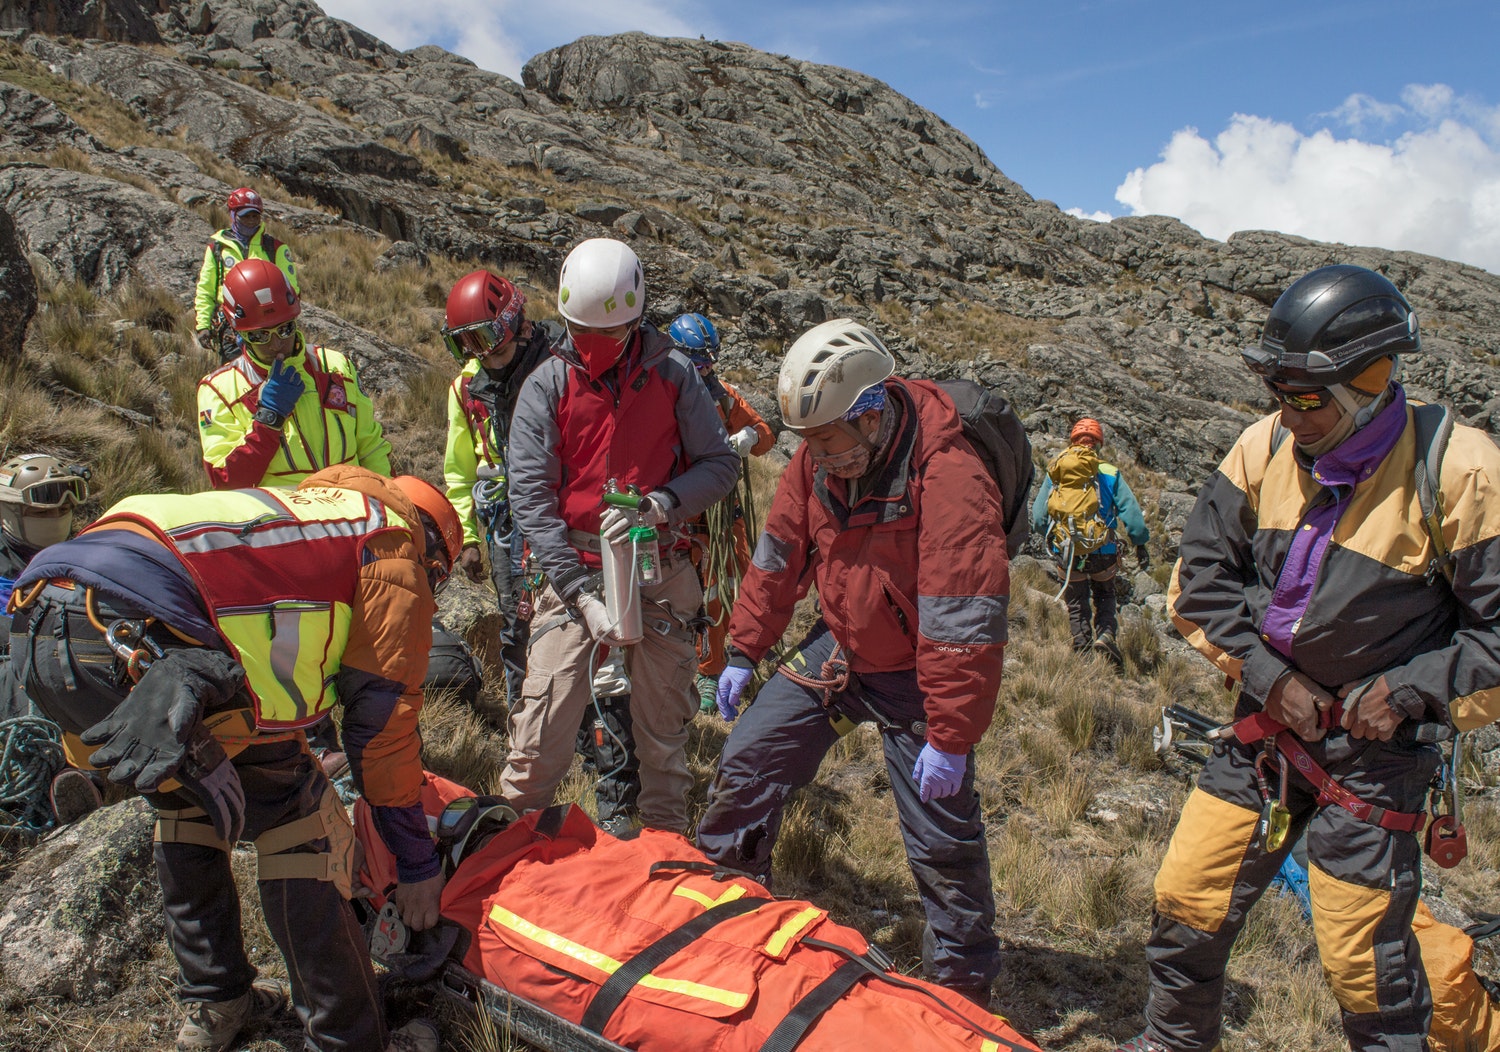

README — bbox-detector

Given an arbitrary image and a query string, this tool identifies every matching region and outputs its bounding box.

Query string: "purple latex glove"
[716,663,754,721]
[912,743,967,802]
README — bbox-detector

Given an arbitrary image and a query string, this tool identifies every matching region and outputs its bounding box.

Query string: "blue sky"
[318,0,1500,272]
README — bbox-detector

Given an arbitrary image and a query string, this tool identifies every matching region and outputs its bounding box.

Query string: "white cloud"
[1115,86,1500,273]
[1066,206,1113,223]
[316,0,702,80]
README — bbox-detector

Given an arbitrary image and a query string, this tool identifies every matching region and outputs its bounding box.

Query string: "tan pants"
[501,556,701,832]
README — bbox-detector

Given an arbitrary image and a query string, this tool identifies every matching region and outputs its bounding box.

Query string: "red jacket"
[509,327,740,601]
[730,379,1009,752]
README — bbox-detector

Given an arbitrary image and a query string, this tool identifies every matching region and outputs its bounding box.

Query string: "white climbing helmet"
[556,238,645,328]
[777,319,896,429]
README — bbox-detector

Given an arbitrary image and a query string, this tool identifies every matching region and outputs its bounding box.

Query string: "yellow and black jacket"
[1169,393,1500,731]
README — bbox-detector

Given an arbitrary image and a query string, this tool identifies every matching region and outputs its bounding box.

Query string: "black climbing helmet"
[1242,265,1419,388]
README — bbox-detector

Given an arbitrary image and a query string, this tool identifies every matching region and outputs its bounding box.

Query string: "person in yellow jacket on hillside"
[440,269,559,704]
[6,465,458,1052]
[197,257,391,490]
[193,188,299,362]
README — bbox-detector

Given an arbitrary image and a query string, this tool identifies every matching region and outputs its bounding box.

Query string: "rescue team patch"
[326,384,349,411]
[199,409,214,429]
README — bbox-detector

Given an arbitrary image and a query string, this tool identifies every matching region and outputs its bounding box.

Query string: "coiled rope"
[0,715,66,834]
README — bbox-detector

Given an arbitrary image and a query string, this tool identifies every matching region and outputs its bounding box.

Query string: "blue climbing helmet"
[667,312,720,366]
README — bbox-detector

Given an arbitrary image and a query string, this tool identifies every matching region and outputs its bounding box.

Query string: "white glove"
[729,426,758,458]
[576,595,624,645]
[600,507,632,546]
[639,491,673,527]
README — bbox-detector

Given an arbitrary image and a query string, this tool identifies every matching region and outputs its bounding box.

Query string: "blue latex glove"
[258,358,305,418]
[912,743,968,803]
[716,663,754,722]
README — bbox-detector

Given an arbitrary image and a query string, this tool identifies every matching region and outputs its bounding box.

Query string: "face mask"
[813,444,873,479]
[230,211,261,242]
[16,511,72,550]
[572,330,630,380]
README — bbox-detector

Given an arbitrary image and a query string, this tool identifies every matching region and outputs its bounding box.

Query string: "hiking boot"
[387,1018,439,1052]
[946,981,994,1011]
[1111,1035,1169,1052]
[1113,1035,1220,1052]
[49,768,103,825]
[1093,631,1123,666]
[696,674,719,714]
[176,979,288,1052]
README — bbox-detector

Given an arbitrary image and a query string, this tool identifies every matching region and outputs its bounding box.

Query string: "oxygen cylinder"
[600,484,645,645]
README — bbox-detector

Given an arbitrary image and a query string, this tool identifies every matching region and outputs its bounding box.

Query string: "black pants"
[1061,551,1118,650]
[488,525,530,704]
[15,584,385,1051]
[1144,723,1440,1052]
[696,621,999,989]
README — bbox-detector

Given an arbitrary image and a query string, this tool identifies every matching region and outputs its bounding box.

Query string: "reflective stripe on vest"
[95,487,408,728]
[487,903,751,1010]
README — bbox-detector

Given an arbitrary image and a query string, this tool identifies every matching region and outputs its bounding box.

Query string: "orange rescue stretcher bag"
[354,775,1041,1052]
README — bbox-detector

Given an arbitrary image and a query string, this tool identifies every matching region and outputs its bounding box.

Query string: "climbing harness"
[0,715,66,833]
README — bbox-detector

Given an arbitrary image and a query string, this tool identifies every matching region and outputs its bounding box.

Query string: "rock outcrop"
[2,1,1494,485]
[0,203,36,357]
[0,799,159,1004]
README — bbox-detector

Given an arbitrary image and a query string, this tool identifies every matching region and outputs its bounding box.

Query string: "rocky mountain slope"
[5,0,1500,489]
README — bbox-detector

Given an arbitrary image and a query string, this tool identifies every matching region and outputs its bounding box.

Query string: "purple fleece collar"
[1260,386,1407,657]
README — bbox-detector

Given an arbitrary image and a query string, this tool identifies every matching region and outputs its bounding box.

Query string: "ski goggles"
[10,471,89,508]
[241,321,297,345]
[1264,380,1336,412]
[442,317,519,363]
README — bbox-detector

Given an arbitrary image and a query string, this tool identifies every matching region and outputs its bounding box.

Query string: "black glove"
[195,328,216,351]
[1135,544,1151,571]
[82,649,248,842]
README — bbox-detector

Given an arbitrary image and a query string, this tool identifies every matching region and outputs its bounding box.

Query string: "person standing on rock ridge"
[193,187,299,363]
[504,237,739,835]
[196,257,391,490]
[440,269,559,706]
[665,311,775,713]
[1115,264,1500,1052]
[6,466,455,1052]
[1030,416,1150,663]
[697,318,1008,1009]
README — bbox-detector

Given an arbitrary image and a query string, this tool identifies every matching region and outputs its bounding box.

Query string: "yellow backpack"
[1045,444,1112,557]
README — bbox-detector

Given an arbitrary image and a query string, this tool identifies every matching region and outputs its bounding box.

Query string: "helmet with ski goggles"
[442,270,527,363]
[1243,265,1419,389]
[0,454,90,509]
[667,312,719,366]
[0,455,89,550]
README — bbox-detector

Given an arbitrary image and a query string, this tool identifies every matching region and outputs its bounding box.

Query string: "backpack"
[424,617,484,705]
[1271,401,1454,583]
[935,379,1034,556]
[1044,444,1113,558]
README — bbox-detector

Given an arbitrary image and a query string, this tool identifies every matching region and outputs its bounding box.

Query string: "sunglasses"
[1264,381,1336,412]
[442,318,518,363]
[242,321,297,345]
[13,474,89,508]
